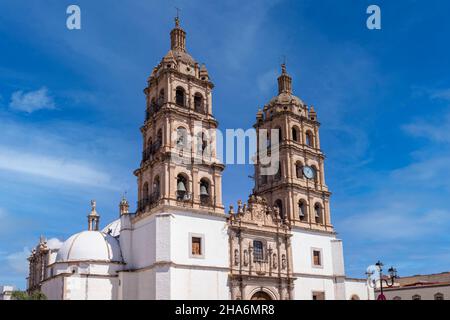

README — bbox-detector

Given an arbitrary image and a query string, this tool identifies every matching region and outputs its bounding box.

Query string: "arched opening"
[274,161,282,181]
[311,165,319,184]
[158,89,165,106]
[143,182,149,200]
[176,127,188,150]
[292,126,299,142]
[253,240,264,262]
[274,199,284,220]
[295,162,303,179]
[175,87,186,107]
[199,178,211,206]
[176,174,189,201]
[393,296,402,300]
[194,93,204,113]
[275,126,282,144]
[196,132,208,156]
[305,131,314,148]
[314,203,323,224]
[351,295,360,300]
[434,293,444,300]
[153,176,161,199]
[251,291,272,300]
[412,294,421,300]
[156,128,163,147]
[299,200,307,221]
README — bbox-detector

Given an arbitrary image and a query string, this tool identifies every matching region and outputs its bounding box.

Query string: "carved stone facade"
[27,237,50,293]
[253,64,333,233]
[133,17,225,221]
[228,195,295,300]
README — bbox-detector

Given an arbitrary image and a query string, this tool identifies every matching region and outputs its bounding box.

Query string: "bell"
[200,185,209,196]
[177,181,186,192]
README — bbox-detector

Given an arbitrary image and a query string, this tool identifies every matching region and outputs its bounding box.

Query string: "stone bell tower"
[253,64,333,232]
[134,17,225,217]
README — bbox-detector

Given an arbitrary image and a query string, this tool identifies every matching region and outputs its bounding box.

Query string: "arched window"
[150,97,157,111]
[314,203,323,224]
[299,201,307,221]
[434,293,444,300]
[143,182,149,200]
[295,162,303,179]
[158,89,165,106]
[176,174,189,200]
[194,93,204,113]
[393,296,402,300]
[260,172,267,185]
[275,126,282,144]
[199,178,210,206]
[274,161,282,181]
[153,176,160,198]
[274,199,284,220]
[311,165,319,184]
[350,295,360,300]
[305,131,314,147]
[156,129,163,147]
[292,126,299,142]
[266,131,271,152]
[412,294,421,300]
[175,87,185,107]
[196,132,208,155]
[176,127,188,149]
[253,240,264,262]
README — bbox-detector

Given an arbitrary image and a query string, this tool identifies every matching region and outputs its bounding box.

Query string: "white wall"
[170,267,229,300]
[169,211,228,267]
[345,279,374,300]
[293,277,336,300]
[291,228,337,276]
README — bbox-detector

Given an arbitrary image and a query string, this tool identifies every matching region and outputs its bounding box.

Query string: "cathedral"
[26,18,372,300]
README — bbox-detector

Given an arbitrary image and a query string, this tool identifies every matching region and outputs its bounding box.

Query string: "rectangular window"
[189,233,205,259]
[312,249,322,267]
[253,240,264,262]
[192,237,202,255]
[312,291,325,300]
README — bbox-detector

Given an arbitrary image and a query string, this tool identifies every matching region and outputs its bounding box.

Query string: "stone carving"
[243,250,249,266]
[234,249,239,266]
[282,254,287,270]
[273,253,277,269]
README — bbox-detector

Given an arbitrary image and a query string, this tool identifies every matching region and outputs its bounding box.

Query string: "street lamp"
[366,260,398,300]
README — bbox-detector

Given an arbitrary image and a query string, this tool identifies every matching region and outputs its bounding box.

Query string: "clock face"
[303,166,315,179]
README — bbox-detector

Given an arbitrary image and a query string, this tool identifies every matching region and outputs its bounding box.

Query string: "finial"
[175,7,181,27]
[281,62,287,74]
[90,200,97,215]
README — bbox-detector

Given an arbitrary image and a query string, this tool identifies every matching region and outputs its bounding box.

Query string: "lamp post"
[366,260,398,300]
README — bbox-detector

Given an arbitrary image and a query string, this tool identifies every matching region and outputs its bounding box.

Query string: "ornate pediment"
[228,194,288,230]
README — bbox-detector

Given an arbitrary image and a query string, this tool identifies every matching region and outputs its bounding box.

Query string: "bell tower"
[134,17,225,217]
[253,64,333,232]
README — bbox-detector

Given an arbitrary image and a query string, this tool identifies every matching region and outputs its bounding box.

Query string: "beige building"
[378,272,450,300]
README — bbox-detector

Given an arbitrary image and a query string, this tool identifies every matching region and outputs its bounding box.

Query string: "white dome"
[56,231,123,263]
[102,219,121,237]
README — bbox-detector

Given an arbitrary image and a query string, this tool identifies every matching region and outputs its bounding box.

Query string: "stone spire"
[87,200,100,231]
[170,16,186,52]
[277,63,292,94]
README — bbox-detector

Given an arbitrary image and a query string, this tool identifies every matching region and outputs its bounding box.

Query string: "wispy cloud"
[9,87,55,113]
[0,147,114,188]
[5,247,30,275]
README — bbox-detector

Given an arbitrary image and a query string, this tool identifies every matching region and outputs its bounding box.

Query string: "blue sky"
[1,0,450,289]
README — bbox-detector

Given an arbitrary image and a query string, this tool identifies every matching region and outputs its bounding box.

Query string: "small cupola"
[87,200,100,231]
[277,63,292,94]
[170,16,186,52]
